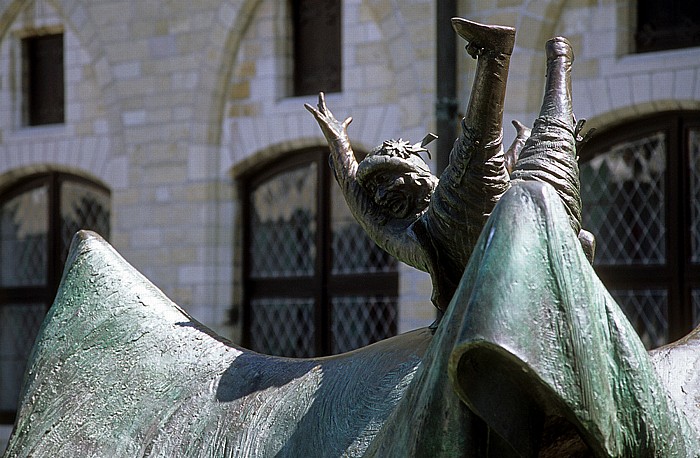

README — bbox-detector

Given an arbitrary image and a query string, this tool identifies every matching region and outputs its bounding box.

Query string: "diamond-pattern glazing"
[250,163,317,278]
[610,289,668,349]
[0,303,45,410]
[580,132,666,265]
[249,297,315,357]
[0,186,48,287]
[60,181,111,265]
[331,295,397,354]
[330,184,397,274]
[689,129,700,263]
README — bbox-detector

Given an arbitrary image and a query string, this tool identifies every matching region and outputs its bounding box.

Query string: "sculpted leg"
[452,18,515,153]
[510,37,582,235]
[424,20,515,312]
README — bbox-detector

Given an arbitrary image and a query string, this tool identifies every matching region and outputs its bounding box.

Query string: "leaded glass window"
[581,133,666,265]
[690,129,700,264]
[250,163,317,278]
[331,182,396,274]
[249,297,315,358]
[580,113,700,348]
[0,173,110,424]
[242,149,398,357]
[330,296,398,354]
[0,186,48,287]
[692,289,700,329]
[609,289,668,349]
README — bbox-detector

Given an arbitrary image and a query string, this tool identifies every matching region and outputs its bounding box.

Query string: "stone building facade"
[1,0,699,449]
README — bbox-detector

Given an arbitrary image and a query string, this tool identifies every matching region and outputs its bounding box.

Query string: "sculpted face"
[356,139,438,219]
[362,163,436,219]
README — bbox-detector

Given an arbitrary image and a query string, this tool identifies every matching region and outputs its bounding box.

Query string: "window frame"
[240,148,398,356]
[635,0,700,53]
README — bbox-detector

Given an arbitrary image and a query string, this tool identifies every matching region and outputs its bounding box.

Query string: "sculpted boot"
[451,18,515,152]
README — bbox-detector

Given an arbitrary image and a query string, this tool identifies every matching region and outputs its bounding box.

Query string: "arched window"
[0,172,110,424]
[241,148,398,357]
[580,112,700,348]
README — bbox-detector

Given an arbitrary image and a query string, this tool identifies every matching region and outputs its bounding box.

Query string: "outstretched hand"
[305,92,352,143]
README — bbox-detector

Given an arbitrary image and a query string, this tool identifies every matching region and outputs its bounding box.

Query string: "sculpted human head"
[357,139,437,219]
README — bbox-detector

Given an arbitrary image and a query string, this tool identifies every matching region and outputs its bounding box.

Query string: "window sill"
[8,123,69,140]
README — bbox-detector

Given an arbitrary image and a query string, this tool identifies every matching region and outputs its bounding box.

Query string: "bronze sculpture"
[306,19,594,313]
[4,18,700,457]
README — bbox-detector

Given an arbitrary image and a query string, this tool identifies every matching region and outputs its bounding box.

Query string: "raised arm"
[306,93,434,275]
[304,93,358,187]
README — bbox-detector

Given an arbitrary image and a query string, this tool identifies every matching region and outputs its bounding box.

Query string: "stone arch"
[195,0,262,148]
[230,138,327,179]
[0,163,110,193]
[582,101,700,134]
[0,0,126,189]
[0,135,116,185]
[0,0,25,36]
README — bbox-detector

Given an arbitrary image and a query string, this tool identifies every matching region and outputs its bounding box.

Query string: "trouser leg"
[511,37,582,235]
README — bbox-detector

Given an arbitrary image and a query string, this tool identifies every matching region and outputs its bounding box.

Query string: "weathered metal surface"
[4,231,431,457]
[366,181,700,457]
[307,20,595,313]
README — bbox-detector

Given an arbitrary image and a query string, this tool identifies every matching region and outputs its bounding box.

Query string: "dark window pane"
[580,132,666,265]
[249,163,317,278]
[0,173,110,424]
[0,303,45,411]
[610,289,668,349]
[24,34,64,125]
[292,0,341,96]
[0,186,48,287]
[690,129,700,264]
[60,181,111,266]
[249,297,315,357]
[330,183,397,274]
[636,0,700,53]
[693,289,700,329]
[331,295,397,354]
[244,151,399,357]
[581,114,700,346]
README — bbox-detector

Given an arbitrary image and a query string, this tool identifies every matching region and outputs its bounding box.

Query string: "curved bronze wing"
[4,231,431,457]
